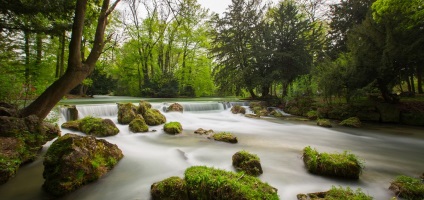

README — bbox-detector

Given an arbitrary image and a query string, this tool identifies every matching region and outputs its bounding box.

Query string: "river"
[1,97,423,200]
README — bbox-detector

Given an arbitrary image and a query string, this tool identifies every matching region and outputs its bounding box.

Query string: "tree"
[21,0,121,119]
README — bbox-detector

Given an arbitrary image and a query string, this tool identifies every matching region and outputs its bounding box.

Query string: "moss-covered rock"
[138,100,152,116]
[306,110,318,120]
[79,116,119,137]
[194,128,214,135]
[297,186,373,200]
[212,132,238,144]
[129,115,149,133]
[389,175,424,200]
[167,103,184,112]
[61,120,80,131]
[117,103,137,124]
[144,109,166,126]
[0,137,25,184]
[151,176,188,200]
[43,133,123,196]
[340,117,362,128]
[164,122,182,135]
[185,166,278,199]
[317,119,332,128]
[232,150,263,176]
[231,105,246,114]
[302,146,363,179]
[270,110,283,117]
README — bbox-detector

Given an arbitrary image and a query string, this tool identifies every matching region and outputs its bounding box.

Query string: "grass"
[389,175,424,199]
[303,146,364,179]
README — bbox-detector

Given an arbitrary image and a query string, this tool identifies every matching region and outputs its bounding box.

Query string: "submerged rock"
[129,115,149,133]
[144,109,166,126]
[164,122,182,135]
[194,128,214,135]
[212,132,238,144]
[117,103,137,124]
[43,133,123,196]
[232,150,263,176]
[167,103,184,113]
[151,176,188,200]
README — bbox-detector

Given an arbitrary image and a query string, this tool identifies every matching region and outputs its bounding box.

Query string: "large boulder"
[138,100,152,116]
[164,122,182,135]
[211,132,238,144]
[144,109,166,126]
[129,115,149,133]
[167,103,184,112]
[151,176,188,200]
[62,116,119,137]
[339,117,362,128]
[317,119,332,128]
[185,166,278,199]
[43,133,123,196]
[232,150,263,176]
[302,146,363,179]
[117,103,137,124]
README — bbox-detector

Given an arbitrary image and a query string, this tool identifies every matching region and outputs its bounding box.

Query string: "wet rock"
[306,110,318,120]
[117,103,137,124]
[231,105,246,114]
[270,110,283,117]
[297,186,372,200]
[389,175,424,200]
[164,122,182,135]
[129,115,149,133]
[317,119,332,128]
[167,103,184,113]
[339,117,362,128]
[144,109,166,126]
[194,128,214,135]
[61,116,119,137]
[232,150,263,176]
[43,133,123,196]
[138,100,152,116]
[63,105,78,121]
[245,114,260,119]
[151,176,188,200]
[212,132,238,144]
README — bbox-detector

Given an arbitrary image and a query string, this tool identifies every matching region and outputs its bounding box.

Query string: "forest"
[0,0,423,118]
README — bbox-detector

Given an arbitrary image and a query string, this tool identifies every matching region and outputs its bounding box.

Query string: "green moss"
[303,146,364,179]
[138,101,152,115]
[270,110,283,117]
[129,117,149,133]
[340,117,362,128]
[151,176,188,200]
[389,175,424,199]
[78,116,119,137]
[144,109,166,126]
[307,110,318,120]
[298,186,373,200]
[164,122,182,135]
[117,103,137,124]
[185,166,278,200]
[317,119,332,128]
[212,132,238,144]
[231,105,246,114]
[232,150,263,176]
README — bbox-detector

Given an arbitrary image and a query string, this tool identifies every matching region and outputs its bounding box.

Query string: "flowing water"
[1,97,424,200]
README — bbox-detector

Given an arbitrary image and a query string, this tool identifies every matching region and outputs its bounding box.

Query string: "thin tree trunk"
[417,65,423,94]
[410,75,415,94]
[59,30,66,77]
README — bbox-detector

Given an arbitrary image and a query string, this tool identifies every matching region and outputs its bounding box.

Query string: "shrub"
[303,146,364,179]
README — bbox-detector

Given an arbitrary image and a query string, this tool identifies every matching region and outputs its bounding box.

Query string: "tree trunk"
[36,33,42,66]
[417,65,423,94]
[261,85,270,97]
[21,0,120,119]
[59,30,66,77]
[248,88,257,99]
[410,74,415,94]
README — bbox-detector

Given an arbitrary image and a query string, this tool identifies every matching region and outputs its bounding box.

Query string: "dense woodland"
[0,0,423,118]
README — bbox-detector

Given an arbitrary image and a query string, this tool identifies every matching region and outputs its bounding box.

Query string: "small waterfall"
[182,102,224,112]
[221,101,250,110]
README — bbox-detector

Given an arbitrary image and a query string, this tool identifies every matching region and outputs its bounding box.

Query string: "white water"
[1,101,424,200]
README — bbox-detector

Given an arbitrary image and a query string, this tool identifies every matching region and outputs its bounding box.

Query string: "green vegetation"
[307,110,318,120]
[61,116,119,137]
[163,122,183,135]
[303,146,364,179]
[389,175,424,199]
[151,176,188,200]
[297,186,373,200]
[212,132,238,144]
[184,166,278,199]
[232,150,263,176]
[340,117,362,128]
[129,117,149,133]
[317,119,332,128]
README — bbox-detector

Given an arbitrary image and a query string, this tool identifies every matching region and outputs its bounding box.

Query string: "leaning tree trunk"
[20,0,120,119]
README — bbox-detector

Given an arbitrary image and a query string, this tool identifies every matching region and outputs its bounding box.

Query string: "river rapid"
[1,98,423,200]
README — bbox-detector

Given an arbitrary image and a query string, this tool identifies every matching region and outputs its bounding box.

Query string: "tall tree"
[21,0,121,119]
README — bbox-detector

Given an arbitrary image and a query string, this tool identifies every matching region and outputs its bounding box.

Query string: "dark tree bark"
[21,0,120,119]
[417,65,423,94]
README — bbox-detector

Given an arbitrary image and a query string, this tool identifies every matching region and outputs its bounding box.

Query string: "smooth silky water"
[1,97,424,200]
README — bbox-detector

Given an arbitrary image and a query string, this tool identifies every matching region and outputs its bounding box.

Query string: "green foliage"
[151,176,188,200]
[340,117,362,128]
[325,186,373,200]
[184,166,278,200]
[390,175,424,199]
[303,146,364,179]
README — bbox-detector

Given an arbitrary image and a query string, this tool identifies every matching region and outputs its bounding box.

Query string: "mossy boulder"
[129,115,149,133]
[194,128,214,135]
[232,150,263,176]
[340,117,362,128]
[389,175,424,200]
[167,103,184,112]
[231,105,246,114]
[297,186,373,200]
[117,103,137,124]
[138,100,152,115]
[306,110,318,120]
[151,176,188,200]
[270,110,283,117]
[212,132,238,144]
[302,146,363,179]
[144,109,166,126]
[164,122,183,135]
[317,119,332,128]
[62,116,119,137]
[43,133,123,196]
[185,166,278,199]
[61,120,80,131]
[0,113,60,184]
